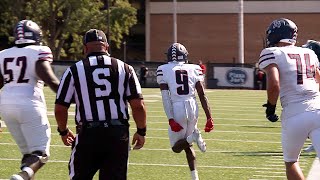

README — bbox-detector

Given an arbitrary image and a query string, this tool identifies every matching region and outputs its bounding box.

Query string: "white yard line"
[0,157,283,170]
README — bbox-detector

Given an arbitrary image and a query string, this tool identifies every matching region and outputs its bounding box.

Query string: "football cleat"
[303,145,315,153]
[192,129,206,152]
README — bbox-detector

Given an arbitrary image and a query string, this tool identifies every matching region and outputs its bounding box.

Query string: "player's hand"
[169,119,183,132]
[132,132,145,150]
[61,130,75,146]
[262,101,279,122]
[204,117,214,132]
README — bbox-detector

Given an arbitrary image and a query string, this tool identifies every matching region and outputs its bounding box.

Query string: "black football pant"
[69,126,129,180]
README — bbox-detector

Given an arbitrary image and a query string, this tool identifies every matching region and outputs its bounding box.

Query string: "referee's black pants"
[69,125,129,180]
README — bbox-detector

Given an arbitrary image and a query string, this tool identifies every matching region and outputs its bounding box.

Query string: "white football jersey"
[259,45,320,107]
[0,45,53,107]
[157,62,204,102]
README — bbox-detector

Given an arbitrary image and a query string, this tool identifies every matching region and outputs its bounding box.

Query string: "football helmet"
[302,40,320,61]
[14,20,42,45]
[265,18,298,47]
[166,43,188,63]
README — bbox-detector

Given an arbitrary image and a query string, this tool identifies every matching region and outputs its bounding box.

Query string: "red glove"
[204,118,214,132]
[169,119,183,132]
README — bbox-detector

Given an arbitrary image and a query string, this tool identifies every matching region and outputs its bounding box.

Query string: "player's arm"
[159,83,183,132]
[196,81,212,120]
[261,63,280,122]
[258,48,279,122]
[194,65,213,132]
[157,66,183,132]
[36,60,60,93]
[263,64,280,106]
[159,83,174,119]
[195,81,214,132]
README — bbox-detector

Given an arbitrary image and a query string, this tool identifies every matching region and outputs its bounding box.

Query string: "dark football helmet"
[265,18,298,48]
[302,40,320,61]
[167,43,188,63]
[14,20,42,45]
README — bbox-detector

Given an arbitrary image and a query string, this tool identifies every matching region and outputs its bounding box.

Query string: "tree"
[0,0,137,60]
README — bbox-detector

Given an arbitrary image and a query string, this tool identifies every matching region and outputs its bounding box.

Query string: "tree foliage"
[0,0,137,60]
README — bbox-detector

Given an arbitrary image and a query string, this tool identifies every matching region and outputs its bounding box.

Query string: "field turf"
[0,88,317,180]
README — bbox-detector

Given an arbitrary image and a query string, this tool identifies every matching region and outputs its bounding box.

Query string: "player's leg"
[11,151,49,180]
[184,100,201,180]
[1,105,29,154]
[285,162,305,180]
[189,128,206,152]
[282,112,311,180]
[0,105,32,180]
[169,101,189,153]
[184,146,199,180]
[11,106,51,180]
[303,144,315,153]
[185,99,206,152]
[309,111,320,158]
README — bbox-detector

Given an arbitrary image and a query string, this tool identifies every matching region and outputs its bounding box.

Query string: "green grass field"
[0,88,317,180]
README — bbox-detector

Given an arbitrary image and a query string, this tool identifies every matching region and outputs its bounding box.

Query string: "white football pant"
[168,98,199,147]
[281,110,320,162]
[0,104,51,155]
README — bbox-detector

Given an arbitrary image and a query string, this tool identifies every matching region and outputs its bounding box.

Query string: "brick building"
[145,0,320,64]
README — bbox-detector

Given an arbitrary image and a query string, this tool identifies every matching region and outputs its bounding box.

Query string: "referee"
[54,29,147,180]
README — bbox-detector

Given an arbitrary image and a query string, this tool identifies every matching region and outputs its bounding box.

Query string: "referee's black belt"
[82,119,128,129]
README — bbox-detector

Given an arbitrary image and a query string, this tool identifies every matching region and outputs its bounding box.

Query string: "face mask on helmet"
[14,20,42,45]
[166,43,189,63]
[265,18,298,48]
[302,40,320,61]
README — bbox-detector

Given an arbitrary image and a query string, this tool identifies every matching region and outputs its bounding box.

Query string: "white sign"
[213,66,254,88]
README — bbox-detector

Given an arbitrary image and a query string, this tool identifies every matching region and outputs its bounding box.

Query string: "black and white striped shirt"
[55,52,143,123]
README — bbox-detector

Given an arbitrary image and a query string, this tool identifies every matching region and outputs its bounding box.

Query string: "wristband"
[137,127,146,136]
[57,127,69,136]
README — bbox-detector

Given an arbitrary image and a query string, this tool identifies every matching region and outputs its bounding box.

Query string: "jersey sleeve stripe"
[55,69,73,107]
[127,66,143,100]
[259,57,275,65]
[259,52,274,59]
[157,69,163,76]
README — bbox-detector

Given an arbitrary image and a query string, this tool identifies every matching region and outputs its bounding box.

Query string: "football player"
[259,18,320,179]
[0,20,60,180]
[301,40,320,153]
[156,43,214,180]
